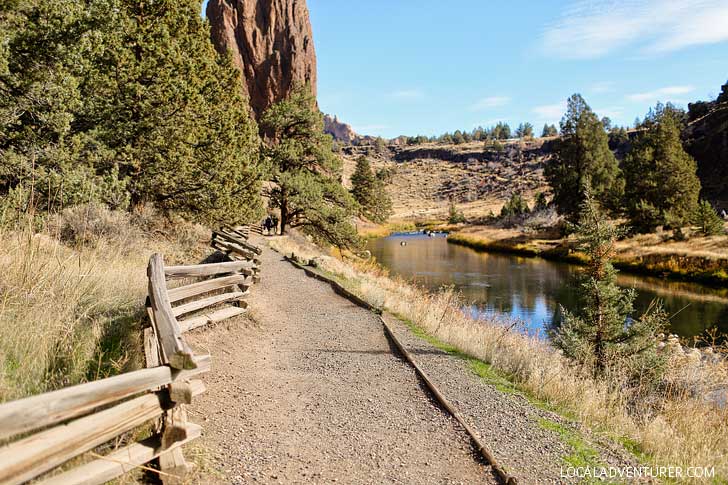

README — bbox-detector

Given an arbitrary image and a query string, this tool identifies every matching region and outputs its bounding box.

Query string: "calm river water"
[368,233,728,339]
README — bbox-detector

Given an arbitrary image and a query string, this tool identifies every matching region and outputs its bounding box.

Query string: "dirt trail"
[187,243,498,484]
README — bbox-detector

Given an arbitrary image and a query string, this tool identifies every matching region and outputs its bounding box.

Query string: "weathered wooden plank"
[164,261,255,279]
[167,274,250,303]
[178,306,247,333]
[211,239,257,261]
[0,356,210,442]
[35,423,203,485]
[143,319,161,369]
[213,229,262,255]
[171,291,246,317]
[148,254,196,370]
[0,393,166,485]
[221,224,249,240]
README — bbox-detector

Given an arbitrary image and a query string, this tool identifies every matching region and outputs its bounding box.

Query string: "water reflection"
[368,234,728,339]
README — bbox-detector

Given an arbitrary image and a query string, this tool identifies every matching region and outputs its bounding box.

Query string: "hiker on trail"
[263,215,273,235]
[271,215,279,235]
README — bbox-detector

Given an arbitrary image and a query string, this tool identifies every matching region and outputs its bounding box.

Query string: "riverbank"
[446,226,728,287]
[268,233,728,482]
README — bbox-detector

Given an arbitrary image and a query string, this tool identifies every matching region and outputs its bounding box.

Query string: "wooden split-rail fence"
[0,226,262,485]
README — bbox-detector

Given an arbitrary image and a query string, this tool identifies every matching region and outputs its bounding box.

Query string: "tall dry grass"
[0,204,210,402]
[270,235,728,481]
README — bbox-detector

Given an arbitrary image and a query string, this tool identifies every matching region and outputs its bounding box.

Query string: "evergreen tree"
[1,0,263,224]
[534,191,549,211]
[350,156,392,224]
[0,0,108,212]
[545,94,622,222]
[260,85,359,248]
[493,122,511,140]
[85,0,262,224]
[515,122,534,139]
[692,200,724,236]
[500,192,530,218]
[552,196,666,380]
[447,197,465,224]
[541,123,558,137]
[622,104,700,232]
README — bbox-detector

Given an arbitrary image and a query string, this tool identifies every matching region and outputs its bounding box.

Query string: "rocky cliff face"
[686,85,728,208]
[206,0,317,118]
[323,115,358,143]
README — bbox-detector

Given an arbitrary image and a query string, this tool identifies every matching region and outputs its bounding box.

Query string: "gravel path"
[187,243,498,484]
[383,314,641,484]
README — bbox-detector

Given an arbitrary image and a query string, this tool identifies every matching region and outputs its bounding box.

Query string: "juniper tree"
[447,197,465,224]
[84,0,262,224]
[534,192,549,211]
[260,85,359,248]
[692,200,724,236]
[622,104,700,232]
[350,156,392,224]
[500,193,529,218]
[545,94,623,222]
[0,0,112,212]
[552,196,666,380]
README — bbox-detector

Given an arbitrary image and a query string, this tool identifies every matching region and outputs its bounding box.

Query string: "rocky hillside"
[685,96,728,208]
[207,0,317,118]
[342,140,552,220]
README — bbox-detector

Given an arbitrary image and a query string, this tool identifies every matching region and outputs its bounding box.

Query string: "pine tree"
[552,195,666,380]
[692,200,725,236]
[515,122,534,139]
[545,94,623,222]
[622,104,700,232]
[260,85,359,248]
[541,124,558,137]
[350,157,392,224]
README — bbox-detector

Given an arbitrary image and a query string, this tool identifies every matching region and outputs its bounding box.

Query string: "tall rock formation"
[323,115,359,144]
[206,0,317,118]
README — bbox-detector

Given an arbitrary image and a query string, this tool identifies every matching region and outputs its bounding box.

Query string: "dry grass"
[0,205,210,402]
[450,225,728,285]
[269,234,728,482]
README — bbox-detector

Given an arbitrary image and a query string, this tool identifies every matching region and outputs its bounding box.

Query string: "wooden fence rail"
[0,227,262,484]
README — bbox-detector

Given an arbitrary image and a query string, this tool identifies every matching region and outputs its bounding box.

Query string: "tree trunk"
[280,197,288,235]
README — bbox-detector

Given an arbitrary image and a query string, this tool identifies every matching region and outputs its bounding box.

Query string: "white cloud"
[532,102,567,121]
[391,89,424,100]
[626,85,695,102]
[590,81,615,94]
[594,106,625,119]
[541,0,728,59]
[470,96,511,111]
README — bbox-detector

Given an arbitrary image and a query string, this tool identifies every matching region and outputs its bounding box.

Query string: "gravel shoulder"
[187,241,498,484]
[382,313,642,484]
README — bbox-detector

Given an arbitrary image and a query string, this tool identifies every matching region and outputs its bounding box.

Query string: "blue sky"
[205,0,728,138]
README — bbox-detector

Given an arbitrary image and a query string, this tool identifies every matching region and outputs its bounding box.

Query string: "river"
[368,233,728,340]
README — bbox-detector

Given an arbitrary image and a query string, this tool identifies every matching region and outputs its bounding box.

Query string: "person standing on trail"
[271,215,279,235]
[263,215,273,235]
